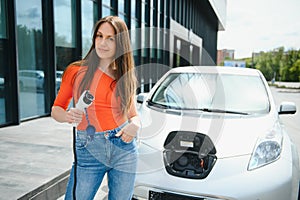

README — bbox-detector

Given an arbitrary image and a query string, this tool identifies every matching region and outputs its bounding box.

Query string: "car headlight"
[248,124,283,171]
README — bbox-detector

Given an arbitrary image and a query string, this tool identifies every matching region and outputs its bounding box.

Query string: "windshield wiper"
[147,100,170,109]
[147,102,249,115]
[197,108,249,115]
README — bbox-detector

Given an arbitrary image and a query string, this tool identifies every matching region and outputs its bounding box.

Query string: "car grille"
[163,131,217,179]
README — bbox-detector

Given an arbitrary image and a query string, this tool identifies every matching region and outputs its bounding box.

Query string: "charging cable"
[72,90,94,199]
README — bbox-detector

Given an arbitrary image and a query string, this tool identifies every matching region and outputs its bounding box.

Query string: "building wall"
[0,0,225,127]
[217,49,235,65]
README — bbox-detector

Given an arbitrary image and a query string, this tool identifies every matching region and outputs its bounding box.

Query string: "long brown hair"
[71,16,137,115]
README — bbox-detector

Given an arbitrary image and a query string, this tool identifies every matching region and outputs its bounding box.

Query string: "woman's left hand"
[115,116,141,143]
[116,131,135,143]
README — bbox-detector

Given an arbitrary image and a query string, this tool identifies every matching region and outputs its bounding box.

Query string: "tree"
[288,50,300,81]
[255,52,274,81]
[250,47,300,82]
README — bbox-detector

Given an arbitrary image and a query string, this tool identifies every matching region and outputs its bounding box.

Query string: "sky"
[217,0,300,59]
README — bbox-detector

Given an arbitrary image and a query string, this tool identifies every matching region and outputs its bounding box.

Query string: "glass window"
[118,13,125,21]
[0,39,6,124]
[102,6,111,17]
[131,0,136,18]
[102,0,112,17]
[131,18,138,30]
[54,0,77,74]
[141,1,150,62]
[102,0,110,7]
[141,1,145,23]
[0,0,7,124]
[54,0,75,48]
[158,0,161,13]
[130,19,139,57]
[16,0,46,119]
[82,0,97,57]
[0,0,7,39]
[118,0,125,14]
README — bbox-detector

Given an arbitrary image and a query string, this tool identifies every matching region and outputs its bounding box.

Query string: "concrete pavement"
[0,116,108,200]
[0,117,73,199]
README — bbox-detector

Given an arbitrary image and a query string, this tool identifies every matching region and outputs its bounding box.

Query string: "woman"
[51,16,140,200]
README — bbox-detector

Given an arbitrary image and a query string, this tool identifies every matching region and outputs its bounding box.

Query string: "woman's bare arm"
[51,106,84,124]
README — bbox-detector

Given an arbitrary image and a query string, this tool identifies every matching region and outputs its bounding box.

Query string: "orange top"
[53,65,137,132]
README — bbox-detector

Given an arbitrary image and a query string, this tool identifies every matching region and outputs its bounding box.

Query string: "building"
[217,48,234,65]
[0,0,226,127]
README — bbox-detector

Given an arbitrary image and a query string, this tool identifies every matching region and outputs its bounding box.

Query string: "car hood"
[138,106,278,158]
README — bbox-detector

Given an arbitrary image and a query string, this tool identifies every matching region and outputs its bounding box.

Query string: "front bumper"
[133,153,298,200]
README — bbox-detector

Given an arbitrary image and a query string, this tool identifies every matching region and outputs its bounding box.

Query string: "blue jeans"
[65,122,138,200]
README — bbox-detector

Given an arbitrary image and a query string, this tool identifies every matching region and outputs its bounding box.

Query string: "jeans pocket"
[119,136,134,145]
[75,135,88,150]
[116,137,137,153]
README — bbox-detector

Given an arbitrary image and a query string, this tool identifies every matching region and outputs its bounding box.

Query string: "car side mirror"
[278,101,296,115]
[137,93,148,104]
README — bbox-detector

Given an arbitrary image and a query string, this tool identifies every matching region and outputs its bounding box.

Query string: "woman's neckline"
[98,67,116,80]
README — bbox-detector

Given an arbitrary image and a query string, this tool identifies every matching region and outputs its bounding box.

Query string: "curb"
[18,170,70,200]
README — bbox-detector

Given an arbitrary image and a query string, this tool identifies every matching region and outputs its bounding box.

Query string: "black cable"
[72,126,77,200]
[72,97,77,200]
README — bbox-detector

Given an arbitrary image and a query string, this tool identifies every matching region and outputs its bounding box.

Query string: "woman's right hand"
[66,108,84,124]
[51,106,84,124]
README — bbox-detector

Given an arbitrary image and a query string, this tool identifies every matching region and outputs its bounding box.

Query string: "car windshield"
[150,73,270,115]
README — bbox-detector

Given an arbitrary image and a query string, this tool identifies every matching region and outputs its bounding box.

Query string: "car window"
[150,73,270,114]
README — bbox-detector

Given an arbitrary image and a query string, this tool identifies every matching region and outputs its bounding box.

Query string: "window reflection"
[141,1,146,23]
[102,6,111,17]
[0,0,7,38]
[118,0,125,14]
[102,0,110,6]
[119,13,125,21]
[131,0,136,18]
[54,0,75,48]
[54,0,76,78]
[131,19,139,58]
[82,0,96,57]
[15,0,46,119]
[0,39,6,124]
[0,0,7,124]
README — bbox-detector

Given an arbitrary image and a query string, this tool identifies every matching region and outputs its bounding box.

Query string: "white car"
[133,66,299,200]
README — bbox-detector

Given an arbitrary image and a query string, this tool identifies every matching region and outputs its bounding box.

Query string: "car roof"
[169,66,261,76]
